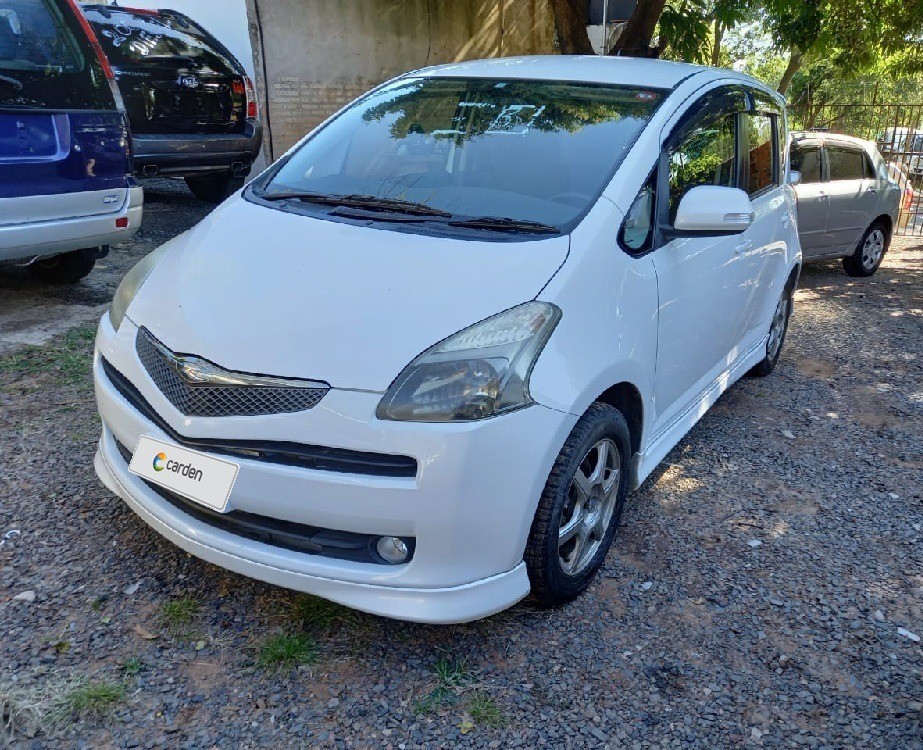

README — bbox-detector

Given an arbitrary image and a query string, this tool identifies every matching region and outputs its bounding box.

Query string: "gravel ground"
[0,194,920,749]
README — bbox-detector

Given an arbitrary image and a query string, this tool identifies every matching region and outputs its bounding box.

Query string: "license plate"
[129,435,239,512]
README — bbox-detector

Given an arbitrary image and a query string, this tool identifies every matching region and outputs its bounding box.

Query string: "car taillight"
[63,0,126,112]
[905,187,913,210]
[245,76,258,120]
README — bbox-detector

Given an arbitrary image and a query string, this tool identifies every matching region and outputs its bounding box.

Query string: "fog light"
[376,536,409,564]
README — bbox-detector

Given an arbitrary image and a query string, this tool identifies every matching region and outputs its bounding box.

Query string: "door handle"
[735,239,753,254]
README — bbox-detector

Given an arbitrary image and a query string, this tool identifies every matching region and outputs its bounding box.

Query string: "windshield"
[0,0,112,109]
[256,77,665,232]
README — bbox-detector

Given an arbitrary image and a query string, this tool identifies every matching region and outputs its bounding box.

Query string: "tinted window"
[790,143,821,183]
[668,111,736,221]
[259,77,666,232]
[85,7,239,74]
[827,146,865,180]
[745,113,776,195]
[0,0,112,109]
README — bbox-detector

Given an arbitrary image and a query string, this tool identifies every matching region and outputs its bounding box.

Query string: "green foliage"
[59,681,126,720]
[0,326,95,386]
[256,633,319,671]
[468,691,505,728]
[159,595,201,637]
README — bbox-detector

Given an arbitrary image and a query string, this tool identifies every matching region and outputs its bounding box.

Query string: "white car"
[93,57,801,624]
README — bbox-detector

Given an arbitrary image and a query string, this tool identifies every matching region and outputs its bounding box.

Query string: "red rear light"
[245,76,258,120]
[62,0,126,111]
[116,217,129,228]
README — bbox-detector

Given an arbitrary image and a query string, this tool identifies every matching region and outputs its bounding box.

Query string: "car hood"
[126,198,569,392]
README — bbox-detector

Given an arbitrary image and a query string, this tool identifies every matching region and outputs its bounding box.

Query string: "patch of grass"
[0,326,96,387]
[433,657,469,688]
[57,680,125,721]
[467,691,505,728]
[256,633,319,672]
[287,594,355,634]
[413,657,470,714]
[121,657,143,677]
[159,595,200,637]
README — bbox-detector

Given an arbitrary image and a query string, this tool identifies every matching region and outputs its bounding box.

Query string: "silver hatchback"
[790,132,901,276]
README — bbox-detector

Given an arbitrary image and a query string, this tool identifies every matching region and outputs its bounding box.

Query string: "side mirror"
[673,185,754,234]
[788,170,802,186]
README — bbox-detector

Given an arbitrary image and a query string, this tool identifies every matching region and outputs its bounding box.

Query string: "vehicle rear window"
[84,7,239,75]
[0,0,112,109]
[827,146,866,181]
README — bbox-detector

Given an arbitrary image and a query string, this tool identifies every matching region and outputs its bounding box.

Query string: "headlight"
[109,244,170,331]
[376,301,561,422]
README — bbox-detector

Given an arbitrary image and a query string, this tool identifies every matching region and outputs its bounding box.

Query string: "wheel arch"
[871,213,893,238]
[594,381,644,458]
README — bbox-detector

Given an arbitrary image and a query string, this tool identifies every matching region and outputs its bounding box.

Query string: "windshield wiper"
[260,191,452,217]
[448,216,559,234]
[0,74,24,91]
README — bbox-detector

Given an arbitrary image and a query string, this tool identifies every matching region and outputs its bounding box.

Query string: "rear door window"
[86,7,239,75]
[0,0,112,109]
[790,143,821,183]
[827,146,865,181]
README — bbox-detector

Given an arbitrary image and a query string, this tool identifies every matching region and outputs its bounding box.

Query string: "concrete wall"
[247,0,556,159]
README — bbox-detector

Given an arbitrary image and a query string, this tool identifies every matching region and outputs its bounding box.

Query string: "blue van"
[0,0,142,283]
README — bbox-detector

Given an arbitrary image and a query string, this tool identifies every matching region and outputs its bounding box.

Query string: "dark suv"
[81,4,262,202]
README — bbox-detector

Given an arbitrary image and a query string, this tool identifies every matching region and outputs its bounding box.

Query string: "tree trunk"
[610,0,667,56]
[777,50,803,95]
[549,0,594,55]
[711,18,723,67]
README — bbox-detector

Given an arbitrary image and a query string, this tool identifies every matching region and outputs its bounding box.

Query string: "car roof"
[791,130,875,149]
[408,55,768,93]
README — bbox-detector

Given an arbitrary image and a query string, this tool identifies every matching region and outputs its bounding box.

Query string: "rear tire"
[28,249,96,284]
[185,172,246,203]
[750,283,793,377]
[843,220,889,277]
[525,403,631,608]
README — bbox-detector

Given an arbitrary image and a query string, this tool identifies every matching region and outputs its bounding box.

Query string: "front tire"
[28,249,96,284]
[843,221,889,277]
[185,172,246,203]
[525,403,631,607]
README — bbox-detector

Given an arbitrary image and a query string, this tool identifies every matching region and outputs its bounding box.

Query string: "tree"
[549,0,594,55]
[610,0,668,56]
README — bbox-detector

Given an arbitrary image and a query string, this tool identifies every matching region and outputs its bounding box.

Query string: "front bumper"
[93,315,576,623]
[133,125,263,177]
[0,186,143,263]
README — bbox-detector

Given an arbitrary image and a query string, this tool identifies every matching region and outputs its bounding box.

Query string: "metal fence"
[791,102,923,237]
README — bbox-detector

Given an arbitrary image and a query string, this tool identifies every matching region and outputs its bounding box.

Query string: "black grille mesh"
[135,328,328,417]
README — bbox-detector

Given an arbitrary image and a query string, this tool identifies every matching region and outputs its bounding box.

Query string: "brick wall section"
[269,78,378,154]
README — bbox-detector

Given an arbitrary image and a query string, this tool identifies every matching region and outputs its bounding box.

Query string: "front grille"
[136,327,328,417]
[101,357,418,478]
[112,439,414,565]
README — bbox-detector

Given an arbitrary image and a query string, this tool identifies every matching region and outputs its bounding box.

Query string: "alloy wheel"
[767,292,789,360]
[558,438,621,576]
[861,229,885,270]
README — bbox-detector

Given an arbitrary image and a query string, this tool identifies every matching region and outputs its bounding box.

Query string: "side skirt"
[631,336,768,489]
